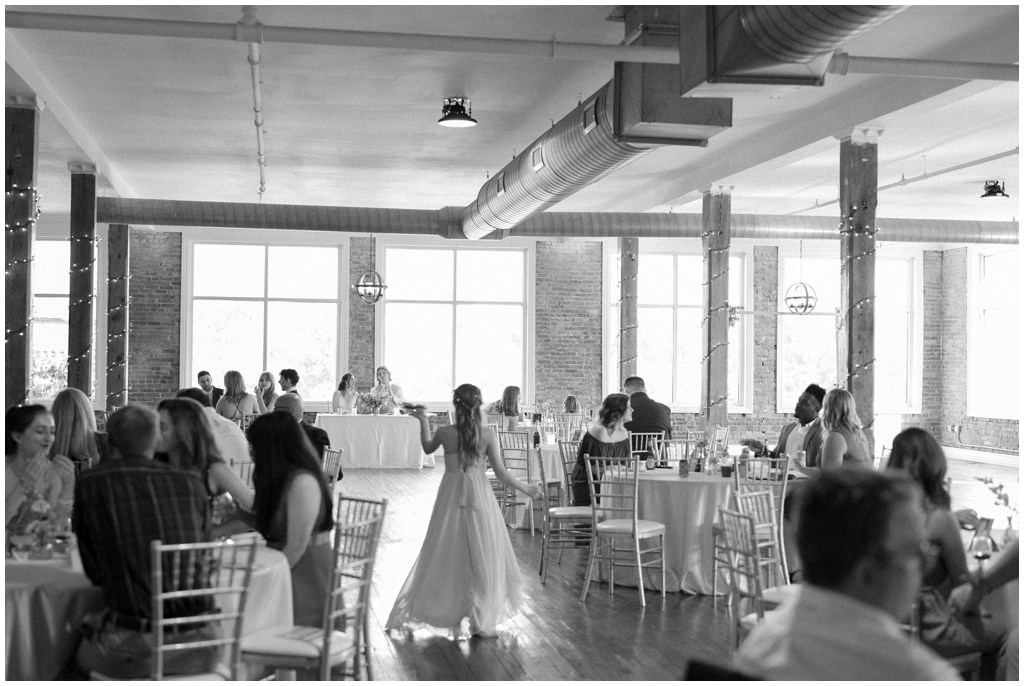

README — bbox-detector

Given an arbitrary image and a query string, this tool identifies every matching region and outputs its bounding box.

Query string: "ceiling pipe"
[240,6,267,197]
[4,10,678,65]
[788,146,1020,215]
[94,197,1018,245]
[6,9,1018,82]
[829,52,1019,82]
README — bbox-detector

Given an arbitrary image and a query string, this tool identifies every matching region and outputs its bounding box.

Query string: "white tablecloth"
[5,545,292,680]
[315,414,434,469]
[596,470,734,595]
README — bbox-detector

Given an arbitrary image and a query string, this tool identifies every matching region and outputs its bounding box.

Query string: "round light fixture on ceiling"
[354,270,387,304]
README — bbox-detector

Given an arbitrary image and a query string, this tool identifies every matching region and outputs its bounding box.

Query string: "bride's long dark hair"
[452,383,484,470]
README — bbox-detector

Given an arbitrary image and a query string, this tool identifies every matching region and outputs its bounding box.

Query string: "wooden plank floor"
[336,455,1015,681]
[336,464,732,681]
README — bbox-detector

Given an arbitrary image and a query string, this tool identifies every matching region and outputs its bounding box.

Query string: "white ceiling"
[5,5,1020,227]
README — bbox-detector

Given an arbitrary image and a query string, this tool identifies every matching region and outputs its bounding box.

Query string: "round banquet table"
[5,544,293,680]
[598,470,734,595]
[315,414,434,469]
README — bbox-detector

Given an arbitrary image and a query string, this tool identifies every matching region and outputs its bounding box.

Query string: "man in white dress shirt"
[175,388,249,466]
[733,469,960,681]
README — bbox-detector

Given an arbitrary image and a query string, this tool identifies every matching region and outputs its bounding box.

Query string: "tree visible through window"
[382,247,525,404]
[191,244,339,401]
[31,240,72,398]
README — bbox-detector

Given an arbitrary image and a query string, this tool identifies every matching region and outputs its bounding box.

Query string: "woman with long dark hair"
[570,393,632,506]
[248,411,334,627]
[386,383,542,638]
[156,397,253,508]
[887,427,1004,677]
[5,405,75,528]
[332,373,359,414]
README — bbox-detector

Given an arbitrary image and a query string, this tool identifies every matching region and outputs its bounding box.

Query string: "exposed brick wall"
[127,229,181,406]
[535,241,603,410]
[348,237,376,390]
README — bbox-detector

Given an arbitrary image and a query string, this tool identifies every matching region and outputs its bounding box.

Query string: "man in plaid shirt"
[71,403,216,679]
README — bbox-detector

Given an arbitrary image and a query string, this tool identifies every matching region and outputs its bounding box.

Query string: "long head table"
[315,414,434,469]
[5,544,293,680]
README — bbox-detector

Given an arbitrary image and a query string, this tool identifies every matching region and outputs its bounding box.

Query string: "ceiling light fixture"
[981,180,1010,198]
[438,97,477,128]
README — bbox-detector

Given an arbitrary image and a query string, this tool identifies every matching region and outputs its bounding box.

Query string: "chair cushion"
[596,519,665,537]
[242,625,355,660]
[548,506,592,519]
[762,583,798,606]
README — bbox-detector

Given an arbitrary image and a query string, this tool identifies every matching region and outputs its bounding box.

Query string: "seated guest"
[571,393,631,506]
[794,388,871,474]
[215,370,259,421]
[733,469,960,680]
[175,388,250,467]
[51,387,103,469]
[156,398,254,509]
[490,385,523,431]
[950,539,1019,680]
[72,404,218,679]
[622,376,672,439]
[767,383,826,466]
[332,372,359,413]
[253,370,279,413]
[370,365,404,413]
[248,412,334,627]
[279,368,301,396]
[887,427,1005,678]
[273,393,332,463]
[563,394,581,414]
[197,370,224,408]
[5,404,75,529]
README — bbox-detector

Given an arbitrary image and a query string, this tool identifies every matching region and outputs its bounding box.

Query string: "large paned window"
[382,247,525,404]
[776,256,841,409]
[608,250,750,411]
[777,252,920,413]
[191,244,340,401]
[969,248,1018,419]
[31,240,72,398]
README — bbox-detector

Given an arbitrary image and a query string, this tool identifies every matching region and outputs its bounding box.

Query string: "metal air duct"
[458,80,653,240]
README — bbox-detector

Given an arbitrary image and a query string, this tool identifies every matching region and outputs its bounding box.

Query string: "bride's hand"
[526,482,544,500]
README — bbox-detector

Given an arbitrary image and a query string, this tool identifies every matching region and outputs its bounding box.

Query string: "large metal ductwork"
[458,80,651,241]
[95,197,1019,245]
[461,5,907,240]
[680,5,907,94]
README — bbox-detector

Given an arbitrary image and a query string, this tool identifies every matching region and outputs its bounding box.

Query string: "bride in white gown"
[386,383,543,638]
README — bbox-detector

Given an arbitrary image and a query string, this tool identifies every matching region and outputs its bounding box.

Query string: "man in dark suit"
[197,370,223,408]
[622,376,672,439]
[273,392,334,466]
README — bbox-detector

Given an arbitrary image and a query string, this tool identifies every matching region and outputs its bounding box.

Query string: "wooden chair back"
[322,448,343,490]
[558,439,582,506]
[583,455,639,534]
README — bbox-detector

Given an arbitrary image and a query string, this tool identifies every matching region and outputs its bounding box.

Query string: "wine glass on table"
[968,526,993,576]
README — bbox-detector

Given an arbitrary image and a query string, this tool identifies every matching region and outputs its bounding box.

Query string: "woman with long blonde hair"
[50,387,101,468]
[253,370,279,413]
[216,370,259,420]
[387,383,542,638]
[818,388,871,470]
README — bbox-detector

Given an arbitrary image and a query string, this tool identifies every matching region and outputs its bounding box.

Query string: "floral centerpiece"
[358,391,389,415]
[6,489,55,557]
[978,477,1018,545]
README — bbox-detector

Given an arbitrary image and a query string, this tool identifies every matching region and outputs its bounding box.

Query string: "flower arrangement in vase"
[6,490,55,559]
[358,392,389,415]
[978,477,1018,547]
